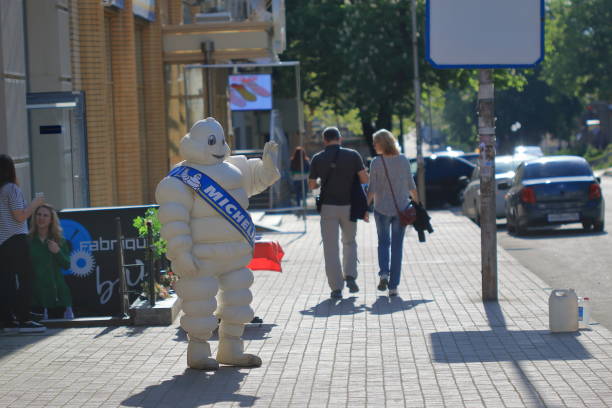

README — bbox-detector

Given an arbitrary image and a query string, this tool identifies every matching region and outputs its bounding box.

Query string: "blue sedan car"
[505,156,605,235]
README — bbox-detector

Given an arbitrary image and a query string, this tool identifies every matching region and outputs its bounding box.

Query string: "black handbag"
[381,156,417,226]
[315,148,340,213]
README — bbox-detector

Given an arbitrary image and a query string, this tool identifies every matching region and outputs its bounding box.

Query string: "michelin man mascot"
[155,117,279,370]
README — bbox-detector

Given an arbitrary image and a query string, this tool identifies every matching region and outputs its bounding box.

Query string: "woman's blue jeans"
[374,211,407,290]
[293,180,308,207]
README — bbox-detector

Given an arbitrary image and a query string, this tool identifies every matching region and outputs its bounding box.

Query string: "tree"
[283,0,469,154]
[283,0,526,154]
[543,0,612,101]
[441,68,581,154]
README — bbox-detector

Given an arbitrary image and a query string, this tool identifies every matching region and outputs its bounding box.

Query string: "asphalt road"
[496,175,612,330]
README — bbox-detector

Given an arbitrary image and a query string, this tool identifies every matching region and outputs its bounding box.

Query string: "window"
[523,160,592,179]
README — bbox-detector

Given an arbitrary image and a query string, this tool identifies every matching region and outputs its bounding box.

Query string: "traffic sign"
[426,0,544,68]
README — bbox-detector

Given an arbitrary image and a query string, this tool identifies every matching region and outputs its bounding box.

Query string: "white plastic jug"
[549,289,578,333]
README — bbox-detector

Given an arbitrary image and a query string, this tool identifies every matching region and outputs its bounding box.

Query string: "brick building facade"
[1,0,288,209]
[77,0,167,206]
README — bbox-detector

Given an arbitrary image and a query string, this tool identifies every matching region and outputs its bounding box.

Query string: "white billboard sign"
[426,0,544,68]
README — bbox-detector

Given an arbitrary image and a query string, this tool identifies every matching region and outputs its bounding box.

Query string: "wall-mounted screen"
[229,74,272,111]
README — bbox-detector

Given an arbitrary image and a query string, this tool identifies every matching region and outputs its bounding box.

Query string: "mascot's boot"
[187,338,219,371]
[177,276,220,370]
[215,270,261,367]
[216,334,262,367]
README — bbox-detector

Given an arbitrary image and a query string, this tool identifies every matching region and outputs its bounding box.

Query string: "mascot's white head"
[179,117,230,165]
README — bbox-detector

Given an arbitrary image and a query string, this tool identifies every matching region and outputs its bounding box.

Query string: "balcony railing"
[194,0,272,23]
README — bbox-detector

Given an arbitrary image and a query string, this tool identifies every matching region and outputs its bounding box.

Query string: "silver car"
[462,155,536,223]
[514,145,543,157]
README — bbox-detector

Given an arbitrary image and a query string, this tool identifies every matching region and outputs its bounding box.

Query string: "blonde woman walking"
[367,130,419,296]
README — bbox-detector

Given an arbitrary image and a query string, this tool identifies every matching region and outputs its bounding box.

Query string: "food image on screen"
[229,74,272,111]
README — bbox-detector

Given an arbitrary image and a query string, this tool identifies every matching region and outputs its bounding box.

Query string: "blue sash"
[168,165,255,248]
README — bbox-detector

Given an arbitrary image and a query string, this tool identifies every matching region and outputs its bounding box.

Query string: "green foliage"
[132,208,166,259]
[543,0,612,101]
[284,0,527,152]
[306,104,363,136]
[495,68,582,153]
[554,145,612,170]
[441,88,477,150]
[440,67,582,154]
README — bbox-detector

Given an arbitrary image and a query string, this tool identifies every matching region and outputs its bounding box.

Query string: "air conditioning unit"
[195,12,232,23]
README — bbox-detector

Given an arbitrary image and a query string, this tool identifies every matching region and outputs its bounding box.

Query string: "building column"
[0,0,32,197]
[166,0,183,25]
[142,1,169,202]
[109,0,145,205]
[77,0,118,206]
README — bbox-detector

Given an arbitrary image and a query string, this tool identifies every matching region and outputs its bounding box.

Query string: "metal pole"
[295,63,307,231]
[146,220,156,307]
[115,217,129,318]
[478,69,498,301]
[411,0,426,207]
[399,115,404,153]
[202,41,215,117]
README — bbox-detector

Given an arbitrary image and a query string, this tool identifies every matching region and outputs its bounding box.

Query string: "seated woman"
[29,204,74,320]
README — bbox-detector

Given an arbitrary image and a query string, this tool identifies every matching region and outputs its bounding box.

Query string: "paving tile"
[1,212,612,407]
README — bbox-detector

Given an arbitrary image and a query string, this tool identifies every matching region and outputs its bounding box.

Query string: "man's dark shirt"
[309,145,365,206]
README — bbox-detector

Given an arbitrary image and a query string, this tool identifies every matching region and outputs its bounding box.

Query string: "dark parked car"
[410,155,476,206]
[431,149,479,165]
[505,156,605,235]
[458,152,479,165]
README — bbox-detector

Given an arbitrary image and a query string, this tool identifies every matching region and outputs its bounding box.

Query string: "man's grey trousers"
[320,204,358,291]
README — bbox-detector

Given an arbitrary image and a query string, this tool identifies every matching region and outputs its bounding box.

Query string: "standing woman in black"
[0,154,46,333]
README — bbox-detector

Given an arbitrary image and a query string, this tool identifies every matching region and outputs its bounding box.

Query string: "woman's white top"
[0,183,28,245]
[368,155,417,217]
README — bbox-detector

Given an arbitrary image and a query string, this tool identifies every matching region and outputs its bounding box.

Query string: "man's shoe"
[330,289,342,299]
[18,321,46,333]
[345,276,359,293]
[2,321,19,333]
[30,312,44,322]
[388,288,398,297]
[377,275,389,291]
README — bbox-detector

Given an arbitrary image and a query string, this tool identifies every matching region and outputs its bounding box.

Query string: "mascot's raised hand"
[156,117,280,370]
[263,141,279,170]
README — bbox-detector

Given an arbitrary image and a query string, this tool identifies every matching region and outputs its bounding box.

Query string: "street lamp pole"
[411,0,426,207]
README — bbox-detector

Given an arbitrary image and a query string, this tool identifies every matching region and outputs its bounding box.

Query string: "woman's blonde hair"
[29,204,64,243]
[373,129,400,155]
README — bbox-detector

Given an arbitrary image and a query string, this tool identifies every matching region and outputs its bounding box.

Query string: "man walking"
[309,127,369,299]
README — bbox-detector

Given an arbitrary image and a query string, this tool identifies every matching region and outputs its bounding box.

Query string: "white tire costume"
[155,117,280,369]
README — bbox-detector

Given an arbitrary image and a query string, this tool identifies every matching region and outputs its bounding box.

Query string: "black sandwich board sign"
[58,205,158,317]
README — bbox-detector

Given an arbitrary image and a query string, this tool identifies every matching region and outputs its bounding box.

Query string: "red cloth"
[247,241,284,272]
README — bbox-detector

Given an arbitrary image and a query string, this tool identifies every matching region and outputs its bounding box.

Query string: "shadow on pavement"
[299,297,366,317]
[299,296,433,317]
[122,367,257,408]
[431,301,592,363]
[93,325,148,339]
[173,324,278,343]
[366,296,433,315]
[0,331,50,359]
[431,301,592,406]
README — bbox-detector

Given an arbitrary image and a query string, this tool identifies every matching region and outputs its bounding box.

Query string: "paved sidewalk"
[1,211,612,407]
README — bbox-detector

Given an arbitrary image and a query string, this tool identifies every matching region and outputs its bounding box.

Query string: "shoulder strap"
[320,147,341,196]
[381,156,401,215]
